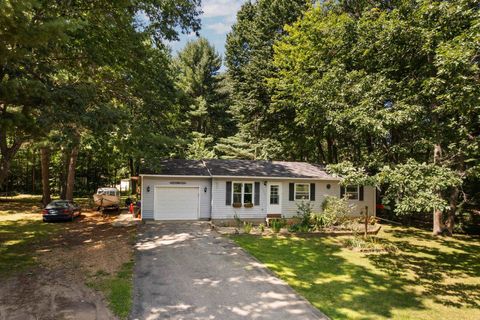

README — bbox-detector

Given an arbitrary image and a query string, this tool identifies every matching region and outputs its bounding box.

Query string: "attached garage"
[154,186,200,220]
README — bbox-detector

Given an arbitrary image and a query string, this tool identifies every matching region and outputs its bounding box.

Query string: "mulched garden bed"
[212,222,381,237]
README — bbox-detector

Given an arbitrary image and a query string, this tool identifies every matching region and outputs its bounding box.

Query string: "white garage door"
[154,186,199,220]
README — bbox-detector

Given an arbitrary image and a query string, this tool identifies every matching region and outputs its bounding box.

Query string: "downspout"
[201,160,213,220]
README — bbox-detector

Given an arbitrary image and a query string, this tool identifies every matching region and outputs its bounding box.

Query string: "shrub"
[243,221,253,234]
[271,219,283,233]
[296,200,313,226]
[259,223,265,232]
[315,196,352,229]
[343,236,398,253]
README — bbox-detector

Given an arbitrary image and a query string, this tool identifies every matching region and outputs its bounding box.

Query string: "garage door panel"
[154,187,199,220]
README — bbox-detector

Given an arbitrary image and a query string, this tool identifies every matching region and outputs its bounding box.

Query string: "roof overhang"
[140,174,340,181]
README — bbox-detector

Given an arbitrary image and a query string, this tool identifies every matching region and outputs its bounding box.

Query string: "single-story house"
[139,159,376,222]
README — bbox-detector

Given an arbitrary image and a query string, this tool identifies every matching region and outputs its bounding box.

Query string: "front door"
[267,183,282,214]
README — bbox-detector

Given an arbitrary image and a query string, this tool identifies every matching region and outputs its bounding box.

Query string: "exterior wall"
[282,182,376,217]
[141,175,376,220]
[351,186,376,216]
[212,178,376,219]
[211,178,268,219]
[280,180,338,217]
[141,176,211,220]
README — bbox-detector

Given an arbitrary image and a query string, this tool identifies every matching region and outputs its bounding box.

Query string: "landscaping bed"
[214,222,381,237]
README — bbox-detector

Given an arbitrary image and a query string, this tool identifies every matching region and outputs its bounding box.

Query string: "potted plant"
[233,202,242,208]
[244,202,253,208]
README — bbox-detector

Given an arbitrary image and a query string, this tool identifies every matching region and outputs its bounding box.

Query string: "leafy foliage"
[378,159,462,215]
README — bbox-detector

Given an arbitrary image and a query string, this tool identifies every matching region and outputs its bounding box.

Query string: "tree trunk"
[129,157,137,194]
[40,147,51,206]
[326,136,334,163]
[433,209,444,235]
[60,147,70,199]
[65,145,79,201]
[32,151,36,193]
[445,187,459,235]
[432,143,445,235]
[0,134,24,186]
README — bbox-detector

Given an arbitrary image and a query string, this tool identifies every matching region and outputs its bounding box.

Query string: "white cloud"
[202,0,244,18]
[205,22,232,34]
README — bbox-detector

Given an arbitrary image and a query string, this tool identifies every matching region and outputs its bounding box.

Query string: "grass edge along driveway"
[232,225,480,320]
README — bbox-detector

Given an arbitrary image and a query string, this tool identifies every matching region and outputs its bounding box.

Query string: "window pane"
[244,193,253,204]
[244,183,253,193]
[233,194,242,203]
[295,184,310,200]
[347,192,358,200]
[270,195,279,204]
[346,185,358,200]
[346,186,357,193]
[296,184,308,192]
[233,183,242,193]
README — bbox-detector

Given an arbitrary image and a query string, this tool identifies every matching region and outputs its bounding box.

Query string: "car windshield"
[97,189,117,196]
[46,201,70,209]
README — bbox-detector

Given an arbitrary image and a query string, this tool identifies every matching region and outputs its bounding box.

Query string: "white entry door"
[154,186,199,220]
[267,183,282,214]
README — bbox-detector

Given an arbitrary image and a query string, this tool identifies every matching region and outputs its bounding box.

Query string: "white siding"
[280,180,339,217]
[211,178,267,219]
[281,182,376,217]
[212,178,376,219]
[141,177,211,220]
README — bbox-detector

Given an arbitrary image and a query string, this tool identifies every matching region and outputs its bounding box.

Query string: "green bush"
[259,223,265,232]
[271,219,284,233]
[243,221,253,234]
[314,196,352,229]
[296,200,313,228]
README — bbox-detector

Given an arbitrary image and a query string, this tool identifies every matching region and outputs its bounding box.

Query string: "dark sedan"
[42,200,81,222]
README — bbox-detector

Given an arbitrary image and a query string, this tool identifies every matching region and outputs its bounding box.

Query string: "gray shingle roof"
[141,159,336,179]
[141,159,210,176]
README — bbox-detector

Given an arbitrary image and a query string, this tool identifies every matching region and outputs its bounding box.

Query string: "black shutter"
[254,182,260,205]
[359,186,364,201]
[310,183,316,201]
[289,183,295,201]
[340,186,345,198]
[226,181,232,205]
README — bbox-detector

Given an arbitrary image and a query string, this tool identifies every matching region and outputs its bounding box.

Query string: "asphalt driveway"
[131,222,327,320]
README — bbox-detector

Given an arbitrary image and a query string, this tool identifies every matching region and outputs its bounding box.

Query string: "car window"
[46,201,69,209]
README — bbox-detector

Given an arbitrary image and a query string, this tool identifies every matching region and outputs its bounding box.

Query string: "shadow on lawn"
[368,227,480,309]
[234,236,425,319]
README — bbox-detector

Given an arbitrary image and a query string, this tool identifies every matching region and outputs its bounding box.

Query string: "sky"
[167,0,247,61]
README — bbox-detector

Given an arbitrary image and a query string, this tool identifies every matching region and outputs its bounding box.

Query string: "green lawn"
[232,226,480,320]
[0,195,61,274]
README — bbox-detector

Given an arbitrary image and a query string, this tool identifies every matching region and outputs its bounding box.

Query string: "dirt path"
[0,210,136,320]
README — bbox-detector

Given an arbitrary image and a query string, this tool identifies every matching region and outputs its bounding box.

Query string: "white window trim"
[232,181,255,205]
[345,185,360,200]
[294,183,310,201]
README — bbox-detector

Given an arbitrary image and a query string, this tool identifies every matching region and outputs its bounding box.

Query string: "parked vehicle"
[42,200,81,222]
[93,187,120,211]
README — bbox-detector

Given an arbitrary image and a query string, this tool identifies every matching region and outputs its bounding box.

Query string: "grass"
[232,225,480,320]
[87,261,135,319]
[0,196,61,274]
